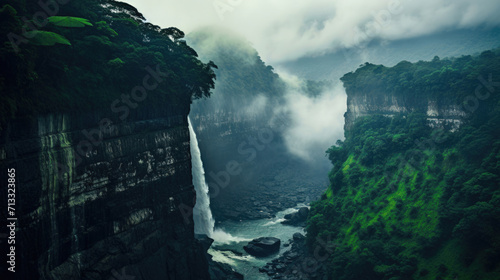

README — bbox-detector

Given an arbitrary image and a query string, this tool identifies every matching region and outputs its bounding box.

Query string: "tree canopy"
[0,0,217,129]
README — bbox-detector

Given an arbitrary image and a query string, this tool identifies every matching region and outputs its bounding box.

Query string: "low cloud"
[276,71,347,162]
[124,0,500,64]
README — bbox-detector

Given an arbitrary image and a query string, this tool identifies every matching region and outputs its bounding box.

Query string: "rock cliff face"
[0,105,209,280]
[344,92,467,131]
[189,106,287,182]
[189,104,288,207]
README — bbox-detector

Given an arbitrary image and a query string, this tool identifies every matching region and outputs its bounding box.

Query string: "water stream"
[189,117,304,279]
[210,205,306,279]
[189,117,215,237]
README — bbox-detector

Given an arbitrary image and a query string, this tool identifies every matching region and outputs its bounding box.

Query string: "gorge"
[2,0,500,280]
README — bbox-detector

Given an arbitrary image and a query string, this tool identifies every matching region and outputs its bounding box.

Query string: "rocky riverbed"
[258,233,330,280]
[210,160,327,222]
[207,158,330,279]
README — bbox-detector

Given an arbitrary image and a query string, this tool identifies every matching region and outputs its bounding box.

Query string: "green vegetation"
[341,50,500,108]
[308,50,500,279]
[0,0,217,129]
[23,30,72,46]
[48,16,94,28]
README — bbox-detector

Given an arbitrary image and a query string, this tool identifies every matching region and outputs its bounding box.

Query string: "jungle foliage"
[0,0,217,129]
[341,50,500,108]
[308,49,500,279]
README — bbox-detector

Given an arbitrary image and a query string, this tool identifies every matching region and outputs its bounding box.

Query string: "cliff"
[0,1,218,279]
[0,106,211,279]
[306,49,500,280]
[344,92,466,131]
[340,58,479,131]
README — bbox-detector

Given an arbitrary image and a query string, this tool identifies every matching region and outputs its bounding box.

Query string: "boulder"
[281,207,309,226]
[244,237,281,257]
[297,207,309,218]
[292,232,305,241]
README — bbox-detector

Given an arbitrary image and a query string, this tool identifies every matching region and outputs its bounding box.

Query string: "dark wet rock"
[259,232,330,280]
[282,207,309,226]
[225,210,241,220]
[247,211,273,220]
[276,264,286,272]
[196,234,214,252]
[206,152,327,223]
[244,237,281,257]
[208,258,244,280]
[2,109,215,280]
[293,232,305,241]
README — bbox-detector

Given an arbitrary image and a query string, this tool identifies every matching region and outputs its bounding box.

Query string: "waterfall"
[189,117,215,237]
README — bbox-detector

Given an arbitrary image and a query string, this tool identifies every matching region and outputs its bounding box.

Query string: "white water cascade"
[189,117,215,237]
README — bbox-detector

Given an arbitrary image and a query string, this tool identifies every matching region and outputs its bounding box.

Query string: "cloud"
[275,70,347,162]
[123,0,500,64]
[185,25,346,167]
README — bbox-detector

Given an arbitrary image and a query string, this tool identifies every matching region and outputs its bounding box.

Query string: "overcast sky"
[123,0,500,64]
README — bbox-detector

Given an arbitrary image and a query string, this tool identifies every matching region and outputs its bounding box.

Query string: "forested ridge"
[0,0,217,129]
[189,28,281,99]
[341,49,500,106]
[307,49,500,279]
[186,27,287,117]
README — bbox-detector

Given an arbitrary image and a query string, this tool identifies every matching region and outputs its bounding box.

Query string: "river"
[209,204,307,279]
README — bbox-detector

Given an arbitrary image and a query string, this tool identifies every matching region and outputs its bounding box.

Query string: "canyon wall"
[0,105,209,280]
[344,92,467,131]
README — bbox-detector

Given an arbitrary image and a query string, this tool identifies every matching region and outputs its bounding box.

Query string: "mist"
[187,27,345,169]
[275,71,347,164]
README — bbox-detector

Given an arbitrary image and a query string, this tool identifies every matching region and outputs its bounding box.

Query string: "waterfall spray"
[189,117,215,237]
